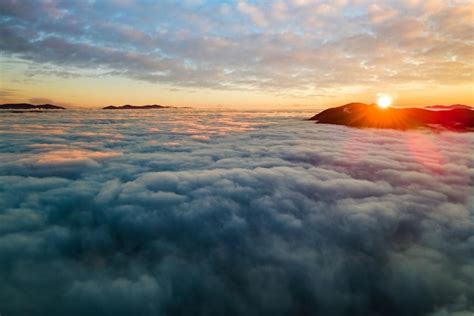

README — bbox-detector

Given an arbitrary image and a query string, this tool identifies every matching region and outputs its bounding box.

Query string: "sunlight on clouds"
[34,149,121,165]
[0,1,472,108]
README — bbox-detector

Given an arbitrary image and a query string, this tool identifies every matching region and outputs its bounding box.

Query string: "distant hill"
[103,104,172,110]
[310,103,474,130]
[424,104,473,111]
[0,103,65,110]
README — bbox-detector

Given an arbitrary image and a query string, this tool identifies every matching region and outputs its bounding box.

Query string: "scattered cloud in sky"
[0,110,473,315]
[0,0,473,106]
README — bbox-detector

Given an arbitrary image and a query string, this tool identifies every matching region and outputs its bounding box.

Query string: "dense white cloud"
[0,110,473,315]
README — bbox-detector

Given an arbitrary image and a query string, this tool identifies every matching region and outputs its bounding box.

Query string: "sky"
[0,0,473,109]
[1,110,473,315]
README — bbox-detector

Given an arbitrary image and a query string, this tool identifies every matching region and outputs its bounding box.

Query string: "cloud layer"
[0,110,473,315]
[0,0,473,95]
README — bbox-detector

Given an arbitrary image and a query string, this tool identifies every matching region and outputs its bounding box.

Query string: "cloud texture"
[0,110,473,315]
[0,0,473,95]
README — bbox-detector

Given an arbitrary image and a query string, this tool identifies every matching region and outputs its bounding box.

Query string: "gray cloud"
[0,0,472,93]
[0,110,473,315]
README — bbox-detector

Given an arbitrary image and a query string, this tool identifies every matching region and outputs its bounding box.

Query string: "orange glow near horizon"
[1,80,473,110]
[0,0,473,110]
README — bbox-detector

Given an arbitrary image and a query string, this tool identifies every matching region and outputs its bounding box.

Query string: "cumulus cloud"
[237,1,268,27]
[0,0,472,95]
[0,110,473,315]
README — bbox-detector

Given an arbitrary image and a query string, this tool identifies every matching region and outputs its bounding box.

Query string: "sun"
[377,95,392,109]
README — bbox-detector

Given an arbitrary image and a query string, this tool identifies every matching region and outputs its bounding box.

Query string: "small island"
[310,103,474,131]
[0,103,65,110]
[102,104,172,110]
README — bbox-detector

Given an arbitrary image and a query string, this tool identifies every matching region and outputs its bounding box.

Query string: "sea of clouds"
[0,110,473,316]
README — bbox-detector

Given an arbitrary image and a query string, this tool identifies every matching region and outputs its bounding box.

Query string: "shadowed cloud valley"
[0,109,473,315]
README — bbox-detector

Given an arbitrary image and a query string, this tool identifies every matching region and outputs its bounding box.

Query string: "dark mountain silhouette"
[103,104,172,110]
[0,103,65,110]
[424,104,473,111]
[310,103,474,130]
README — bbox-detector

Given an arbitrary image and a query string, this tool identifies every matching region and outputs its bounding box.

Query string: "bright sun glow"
[377,95,392,109]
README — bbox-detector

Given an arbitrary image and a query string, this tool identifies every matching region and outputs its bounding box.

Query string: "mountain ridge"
[424,104,473,111]
[310,103,474,131]
[0,103,65,110]
[102,104,173,110]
